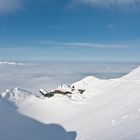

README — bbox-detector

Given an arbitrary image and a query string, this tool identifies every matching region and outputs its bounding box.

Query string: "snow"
[56,84,72,93]
[0,99,76,140]
[1,64,140,140]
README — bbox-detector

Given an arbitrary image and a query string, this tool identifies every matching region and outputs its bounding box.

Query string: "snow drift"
[1,66,140,140]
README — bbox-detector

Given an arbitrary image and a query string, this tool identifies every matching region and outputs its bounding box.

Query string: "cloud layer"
[0,0,22,13]
[73,0,140,9]
[0,61,138,94]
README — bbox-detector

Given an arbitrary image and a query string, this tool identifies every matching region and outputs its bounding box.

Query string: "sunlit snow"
[1,64,140,140]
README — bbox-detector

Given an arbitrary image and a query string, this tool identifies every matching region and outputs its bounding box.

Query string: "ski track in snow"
[1,66,140,140]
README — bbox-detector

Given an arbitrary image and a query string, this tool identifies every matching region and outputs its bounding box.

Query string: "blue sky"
[0,0,140,62]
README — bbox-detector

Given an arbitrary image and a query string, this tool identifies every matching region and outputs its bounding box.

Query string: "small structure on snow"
[39,84,85,98]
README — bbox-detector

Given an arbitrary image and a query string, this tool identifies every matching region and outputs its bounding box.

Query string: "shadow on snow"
[0,99,77,140]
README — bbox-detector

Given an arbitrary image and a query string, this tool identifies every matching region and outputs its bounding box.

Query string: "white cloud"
[0,0,22,13]
[0,61,138,93]
[0,38,131,49]
[39,40,128,49]
[73,0,140,9]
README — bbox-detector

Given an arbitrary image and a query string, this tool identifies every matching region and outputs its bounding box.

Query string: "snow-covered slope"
[1,66,140,140]
[0,88,76,140]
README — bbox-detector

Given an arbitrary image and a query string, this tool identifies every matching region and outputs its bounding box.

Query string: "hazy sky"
[0,0,140,62]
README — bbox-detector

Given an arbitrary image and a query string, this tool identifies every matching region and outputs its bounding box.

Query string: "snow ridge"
[1,87,34,105]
